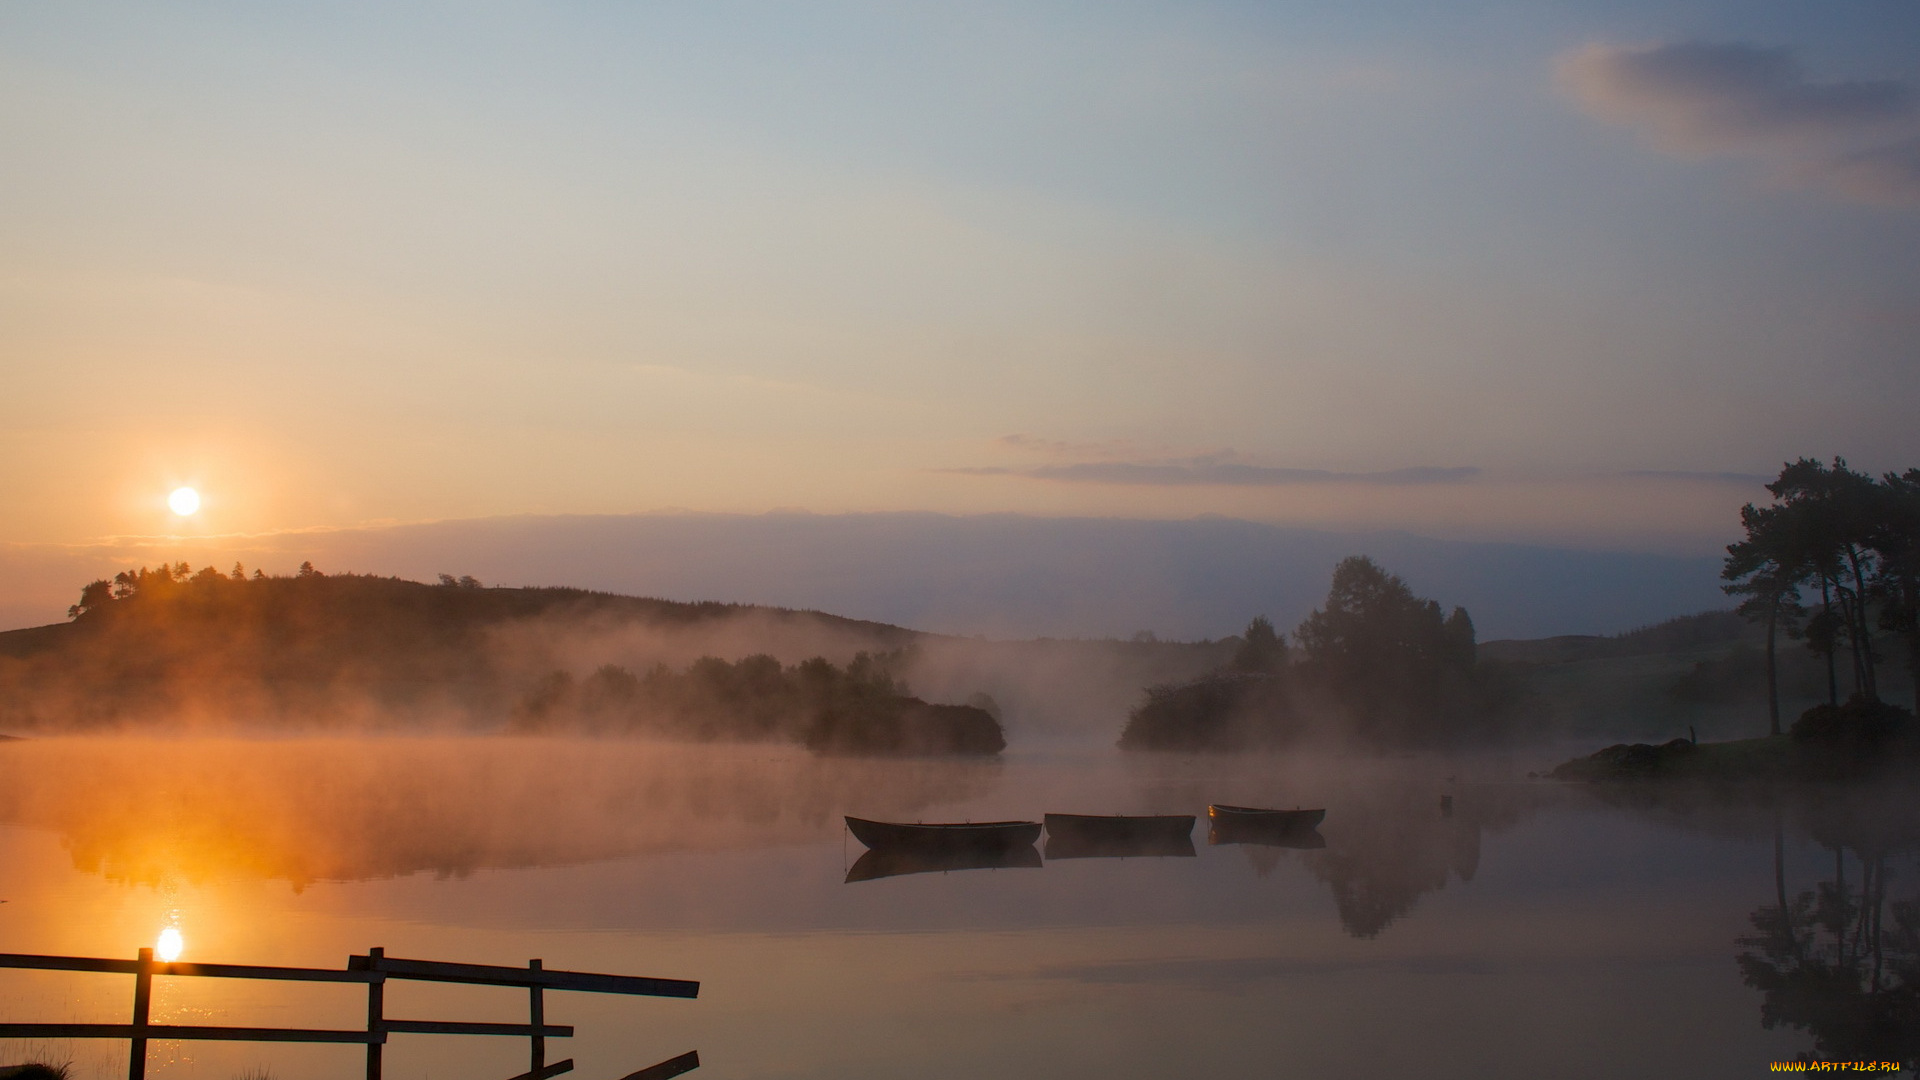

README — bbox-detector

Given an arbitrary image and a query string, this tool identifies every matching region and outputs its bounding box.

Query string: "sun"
[156,926,184,962]
[168,487,201,516]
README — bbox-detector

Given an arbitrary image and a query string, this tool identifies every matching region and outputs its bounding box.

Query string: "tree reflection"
[1739,824,1920,1066]
[1299,786,1538,939]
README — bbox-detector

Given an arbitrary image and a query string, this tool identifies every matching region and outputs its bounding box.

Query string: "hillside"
[0,566,921,731]
[1484,610,1901,743]
[0,564,1229,740]
[1,562,1862,746]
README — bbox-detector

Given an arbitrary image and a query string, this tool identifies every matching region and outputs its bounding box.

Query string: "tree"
[1442,607,1476,670]
[1725,500,1811,736]
[1767,459,1882,702]
[1872,470,1920,717]
[67,579,115,620]
[1294,556,1482,742]
[1230,616,1287,674]
[1730,459,1886,715]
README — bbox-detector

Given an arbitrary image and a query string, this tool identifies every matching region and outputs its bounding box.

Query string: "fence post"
[528,958,545,1076]
[366,946,385,1080]
[128,947,152,1080]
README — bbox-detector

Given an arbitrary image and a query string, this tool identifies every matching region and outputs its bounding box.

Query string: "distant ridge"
[0,513,1731,640]
[145,512,1728,641]
[1479,611,1751,665]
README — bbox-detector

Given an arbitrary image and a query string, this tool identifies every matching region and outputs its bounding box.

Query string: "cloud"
[1559,41,1920,206]
[1824,136,1920,204]
[1617,469,1769,486]
[946,460,1480,487]
[993,433,1164,461]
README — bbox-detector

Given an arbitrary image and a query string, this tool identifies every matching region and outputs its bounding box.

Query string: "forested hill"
[1477,611,1755,666]
[0,565,918,659]
[0,564,923,730]
[2,560,1842,746]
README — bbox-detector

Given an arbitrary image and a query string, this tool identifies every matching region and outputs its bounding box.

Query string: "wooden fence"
[0,946,698,1080]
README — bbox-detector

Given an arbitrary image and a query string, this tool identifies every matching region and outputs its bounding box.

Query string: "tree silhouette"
[67,579,114,620]
[1770,459,1882,702]
[1725,500,1810,735]
[1229,615,1287,674]
[1727,458,1905,723]
[1294,556,1481,743]
[1122,557,1503,750]
[1872,470,1920,717]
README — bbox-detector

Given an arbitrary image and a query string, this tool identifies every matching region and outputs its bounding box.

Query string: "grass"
[0,1064,72,1080]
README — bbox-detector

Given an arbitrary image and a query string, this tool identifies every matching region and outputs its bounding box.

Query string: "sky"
[5,1,1920,565]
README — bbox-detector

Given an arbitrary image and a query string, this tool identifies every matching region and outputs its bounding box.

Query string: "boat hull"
[1206,804,1327,847]
[844,816,1042,851]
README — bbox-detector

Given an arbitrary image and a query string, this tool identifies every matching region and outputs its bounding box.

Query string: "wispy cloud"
[946,460,1480,487]
[1559,41,1920,206]
[992,433,1162,461]
[1617,469,1769,485]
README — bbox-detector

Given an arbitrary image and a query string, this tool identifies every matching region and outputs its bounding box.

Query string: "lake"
[0,737,1907,1078]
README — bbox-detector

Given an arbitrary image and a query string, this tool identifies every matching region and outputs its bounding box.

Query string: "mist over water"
[0,739,1003,886]
[1,734,1908,1076]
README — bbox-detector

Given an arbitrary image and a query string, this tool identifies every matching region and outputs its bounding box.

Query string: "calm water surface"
[0,738,1906,1078]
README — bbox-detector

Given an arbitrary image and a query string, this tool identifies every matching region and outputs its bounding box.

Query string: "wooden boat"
[1041,813,1196,860]
[1208,804,1325,828]
[844,843,1044,883]
[844,816,1042,852]
[1206,804,1327,847]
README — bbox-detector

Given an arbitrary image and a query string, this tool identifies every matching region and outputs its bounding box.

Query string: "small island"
[1118,554,1513,751]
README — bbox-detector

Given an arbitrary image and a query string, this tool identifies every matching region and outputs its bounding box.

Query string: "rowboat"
[1042,813,1196,860]
[844,843,1044,883]
[1206,804,1327,847]
[1208,804,1325,828]
[844,816,1042,851]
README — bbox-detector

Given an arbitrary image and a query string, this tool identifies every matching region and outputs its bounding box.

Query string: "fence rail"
[0,947,698,1080]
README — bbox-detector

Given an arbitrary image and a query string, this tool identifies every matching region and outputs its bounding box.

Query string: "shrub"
[1791,695,1913,750]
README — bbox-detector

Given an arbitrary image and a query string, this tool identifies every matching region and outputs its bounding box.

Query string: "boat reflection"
[1210,825,1325,850]
[1043,813,1196,860]
[845,842,1044,883]
[1044,832,1196,860]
